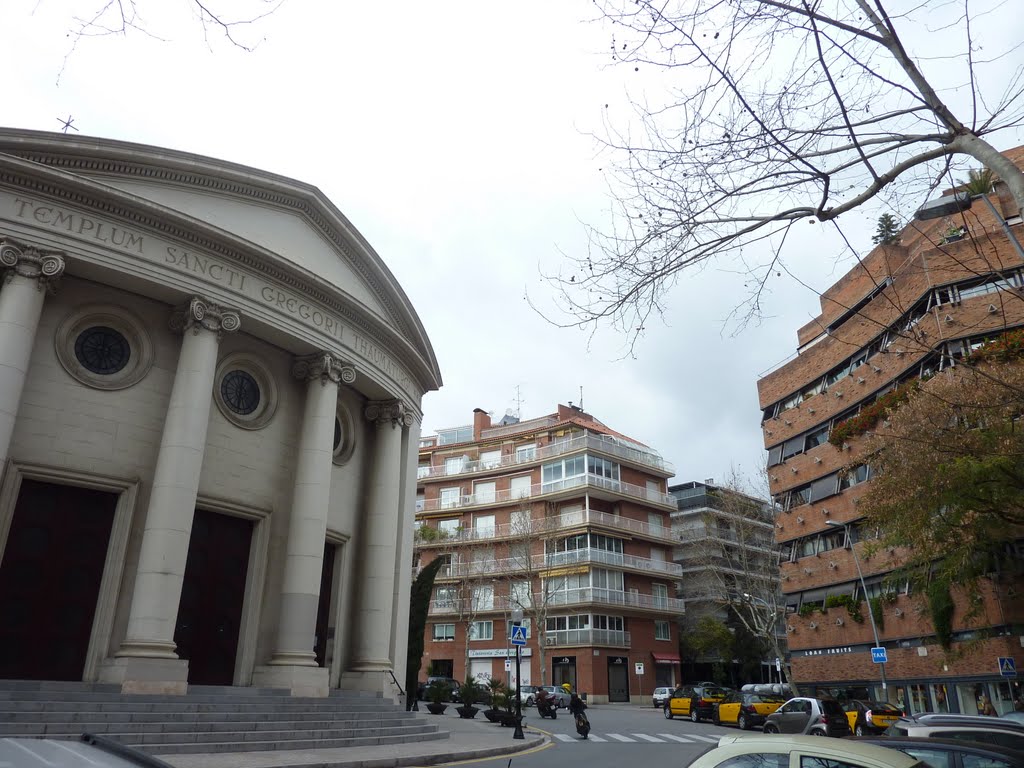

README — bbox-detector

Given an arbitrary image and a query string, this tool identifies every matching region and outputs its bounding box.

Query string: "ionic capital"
[169,296,241,337]
[291,352,356,386]
[0,238,66,291]
[364,399,414,429]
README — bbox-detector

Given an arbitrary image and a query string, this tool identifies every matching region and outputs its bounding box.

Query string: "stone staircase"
[0,681,448,755]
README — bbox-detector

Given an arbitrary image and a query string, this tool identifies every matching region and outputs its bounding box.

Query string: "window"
[767,444,783,467]
[587,455,620,481]
[714,755,788,768]
[804,425,830,451]
[432,623,455,641]
[438,518,461,536]
[472,584,494,610]
[782,435,805,460]
[445,456,466,475]
[593,614,623,631]
[542,456,586,487]
[415,492,425,512]
[474,482,496,505]
[507,617,532,638]
[510,509,531,533]
[438,426,473,445]
[468,621,493,641]
[439,487,461,509]
[801,759,872,768]
[417,463,431,479]
[591,568,623,591]
[480,449,502,469]
[435,587,457,608]
[838,464,871,490]
[808,474,838,503]
[510,580,532,609]
[515,443,536,462]
[652,583,669,608]
[654,620,670,641]
[510,475,532,499]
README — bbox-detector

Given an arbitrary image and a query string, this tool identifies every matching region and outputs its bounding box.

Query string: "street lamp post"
[826,520,887,692]
[511,608,524,740]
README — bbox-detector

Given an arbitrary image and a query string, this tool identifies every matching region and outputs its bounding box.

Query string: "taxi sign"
[871,647,888,664]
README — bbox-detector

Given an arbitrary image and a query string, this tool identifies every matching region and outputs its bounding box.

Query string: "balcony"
[434,549,683,579]
[544,629,631,648]
[415,507,678,547]
[418,433,674,480]
[428,589,683,616]
[419,474,676,515]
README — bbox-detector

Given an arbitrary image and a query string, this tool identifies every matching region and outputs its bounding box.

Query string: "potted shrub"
[483,678,505,722]
[498,682,518,727]
[425,679,450,715]
[456,676,480,719]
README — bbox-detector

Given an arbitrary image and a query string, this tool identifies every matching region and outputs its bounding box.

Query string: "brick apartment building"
[413,404,681,703]
[757,158,1024,716]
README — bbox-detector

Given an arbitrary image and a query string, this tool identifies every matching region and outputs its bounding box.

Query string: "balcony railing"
[428,589,683,615]
[435,549,683,579]
[419,474,675,514]
[418,433,674,480]
[544,629,631,648]
[415,507,677,546]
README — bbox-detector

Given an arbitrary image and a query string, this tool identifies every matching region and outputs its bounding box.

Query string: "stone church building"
[0,128,441,699]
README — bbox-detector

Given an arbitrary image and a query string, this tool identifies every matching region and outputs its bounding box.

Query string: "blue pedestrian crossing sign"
[871,647,888,664]
[998,657,1017,678]
[510,624,527,646]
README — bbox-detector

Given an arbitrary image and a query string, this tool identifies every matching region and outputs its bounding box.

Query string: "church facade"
[0,129,441,699]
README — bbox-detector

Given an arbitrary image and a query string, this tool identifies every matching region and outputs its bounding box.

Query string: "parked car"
[687,734,923,768]
[518,684,539,706]
[714,691,786,730]
[885,713,1024,750]
[416,676,459,701]
[763,696,851,737]
[1004,712,1024,725]
[851,735,1024,768]
[538,685,571,708]
[844,700,905,735]
[664,685,698,720]
[0,735,172,767]
[653,686,673,708]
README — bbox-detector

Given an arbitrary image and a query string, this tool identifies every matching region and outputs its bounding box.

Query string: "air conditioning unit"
[894,608,904,617]
[808,622,818,630]
[835,618,844,626]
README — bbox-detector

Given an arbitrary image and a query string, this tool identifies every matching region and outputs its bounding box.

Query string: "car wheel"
[738,714,748,731]
[763,724,779,734]
[690,707,700,723]
[526,697,534,707]
[855,725,864,736]
[664,706,674,719]
[810,728,825,736]
[713,710,721,726]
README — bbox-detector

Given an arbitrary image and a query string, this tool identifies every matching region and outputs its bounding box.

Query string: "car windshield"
[821,700,846,715]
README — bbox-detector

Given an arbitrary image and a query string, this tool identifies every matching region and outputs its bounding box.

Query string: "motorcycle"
[537,698,558,719]
[574,711,590,739]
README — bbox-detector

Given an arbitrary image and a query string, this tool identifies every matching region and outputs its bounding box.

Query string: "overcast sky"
[5,1,1024,491]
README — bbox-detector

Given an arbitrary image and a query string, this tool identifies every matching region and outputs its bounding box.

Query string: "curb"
[268,734,548,768]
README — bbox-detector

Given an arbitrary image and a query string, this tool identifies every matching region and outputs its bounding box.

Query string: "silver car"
[538,685,571,708]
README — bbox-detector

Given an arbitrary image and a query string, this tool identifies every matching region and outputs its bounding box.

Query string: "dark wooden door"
[174,509,252,686]
[607,661,629,702]
[314,542,336,667]
[0,479,117,680]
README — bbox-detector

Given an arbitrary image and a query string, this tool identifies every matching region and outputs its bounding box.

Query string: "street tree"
[431,535,499,677]
[859,346,1024,607]
[550,0,1024,343]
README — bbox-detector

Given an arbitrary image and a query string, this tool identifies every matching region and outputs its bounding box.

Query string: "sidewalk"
[157,709,549,768]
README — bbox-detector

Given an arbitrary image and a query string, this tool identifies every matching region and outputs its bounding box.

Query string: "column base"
[97,655,189,695]
[252,664,329,698]
[340,668,401,704]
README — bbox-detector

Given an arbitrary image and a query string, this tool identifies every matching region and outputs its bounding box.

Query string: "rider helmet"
[561,683,572,692]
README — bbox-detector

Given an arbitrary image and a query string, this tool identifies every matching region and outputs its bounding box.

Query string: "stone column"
[102,296,239,694]
[0,239,65,467]
[389,413,421,703]
[350,400,412,672]
[253,352,354,697]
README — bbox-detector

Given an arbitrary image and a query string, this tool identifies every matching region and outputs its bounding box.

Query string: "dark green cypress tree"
[872,213,902,246]
[405,557,446,709]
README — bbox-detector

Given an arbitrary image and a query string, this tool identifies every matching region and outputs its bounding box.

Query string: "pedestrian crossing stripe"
[554,734,575,742]
[587,735,607,742]
[658,734,695,742]
[606,734,637,742]
[632,734,665,742]
[551,731,723,744]
[687,735,721,743]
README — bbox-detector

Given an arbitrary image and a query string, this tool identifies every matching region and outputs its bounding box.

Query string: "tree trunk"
[953,134,1024,217]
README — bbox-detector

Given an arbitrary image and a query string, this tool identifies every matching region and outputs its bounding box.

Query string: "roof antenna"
[513,384,524,419]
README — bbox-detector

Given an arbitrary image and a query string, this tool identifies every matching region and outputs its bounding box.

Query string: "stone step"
[0,716,425,735]
[4,722,440,741]
[0,690,393,705]
[0,699,403,713]
[0,709,415,724]
[142,729,451,755]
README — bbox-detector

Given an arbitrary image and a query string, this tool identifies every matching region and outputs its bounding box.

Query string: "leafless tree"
[548,0,1024,346]
[678,474,794,690]
[432,537,499,676]
[57,0,283,81]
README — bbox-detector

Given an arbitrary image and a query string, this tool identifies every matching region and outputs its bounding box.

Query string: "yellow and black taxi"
[713,691,787,730]
[843,700,904,735]
[664,684,732,722]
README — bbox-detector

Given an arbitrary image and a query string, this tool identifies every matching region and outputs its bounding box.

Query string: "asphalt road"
[464,704,739,768]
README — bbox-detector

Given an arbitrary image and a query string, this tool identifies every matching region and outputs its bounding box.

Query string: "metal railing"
[544,629,631,648]
[418,433,674,480]
[429,589,683,615]
[415,507,678,546]
[435,549,683,579]
[419,474,675,514]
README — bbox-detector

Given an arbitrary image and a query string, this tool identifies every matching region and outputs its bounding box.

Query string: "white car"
[652,686,673,708]
[689,735,925,768]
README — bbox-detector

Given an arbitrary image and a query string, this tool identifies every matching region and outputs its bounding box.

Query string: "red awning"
[652,652,681,664]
